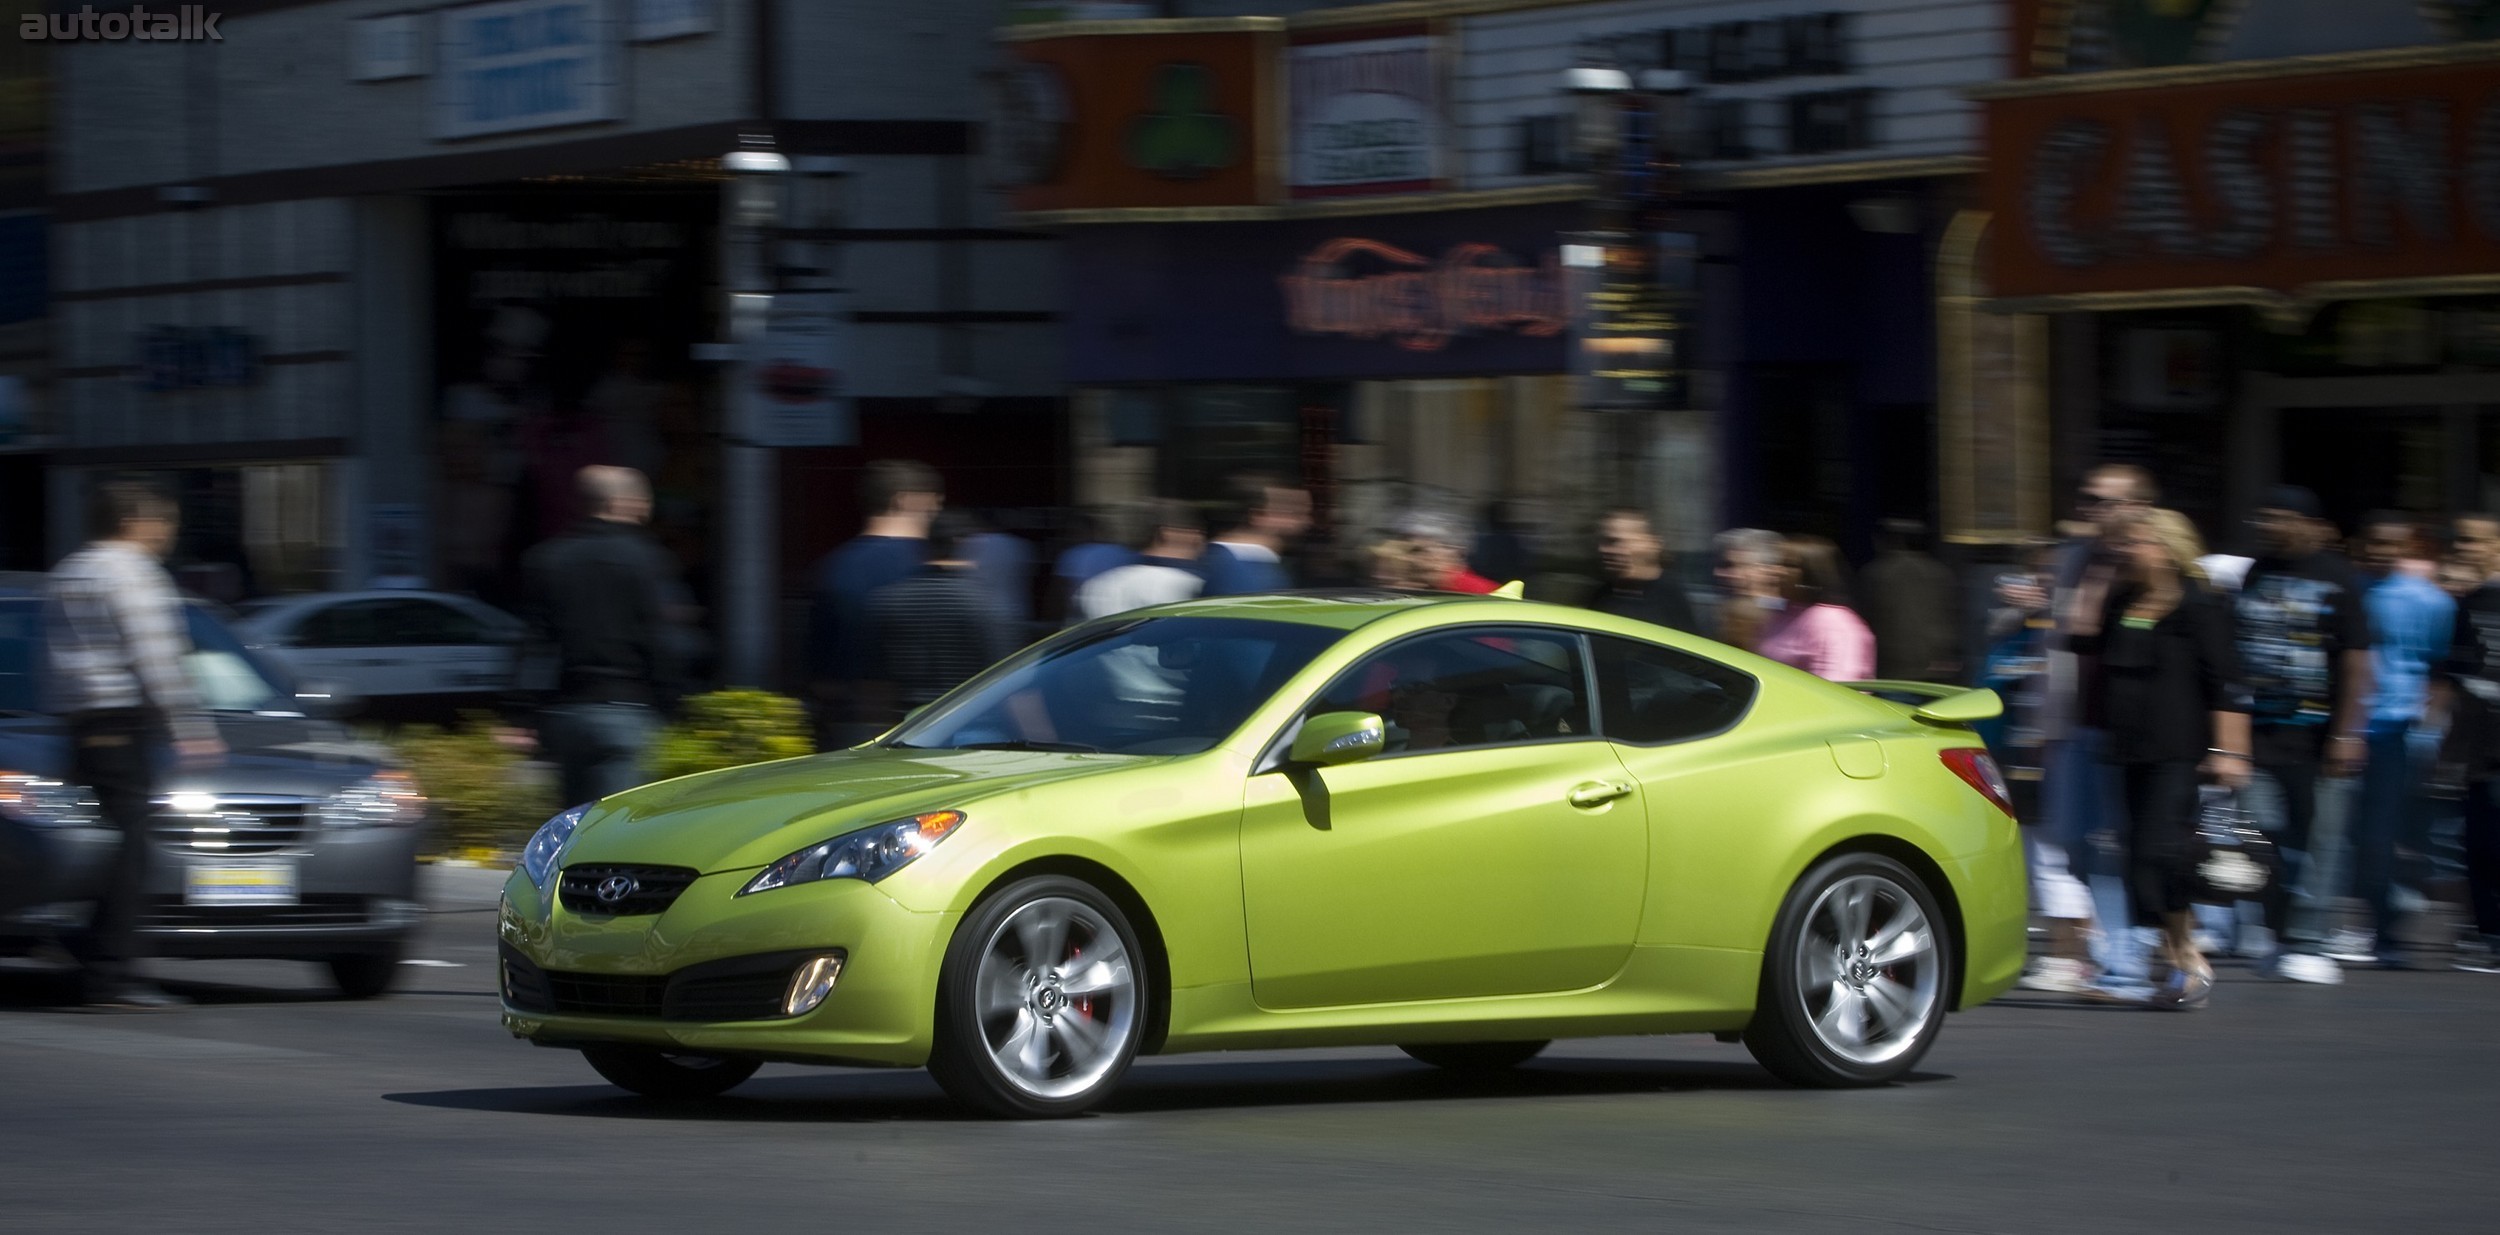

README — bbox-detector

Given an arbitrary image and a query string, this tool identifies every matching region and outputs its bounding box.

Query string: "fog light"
[784,954,845,1016]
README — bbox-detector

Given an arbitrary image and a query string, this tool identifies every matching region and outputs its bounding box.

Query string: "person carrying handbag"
[2071,507,2256,1009]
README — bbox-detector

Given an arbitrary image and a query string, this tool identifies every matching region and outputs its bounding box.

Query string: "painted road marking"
[0,1019,319,1061]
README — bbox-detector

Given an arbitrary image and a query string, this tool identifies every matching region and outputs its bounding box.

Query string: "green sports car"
[498,591,2025,1117]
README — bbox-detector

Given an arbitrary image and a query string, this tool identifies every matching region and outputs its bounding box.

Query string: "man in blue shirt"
[2345,512,2456,965]
[1199,472,1311,597]
[807,459,941,745]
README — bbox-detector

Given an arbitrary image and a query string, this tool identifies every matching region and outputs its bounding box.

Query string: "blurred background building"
[0,2,45,570]
[19,0,2500,684]
[1982,0,2500,538]
[42,0,1061,681]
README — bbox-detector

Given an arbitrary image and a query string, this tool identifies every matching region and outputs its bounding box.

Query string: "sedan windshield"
[0,598,287,715]
[888,616,1343,756]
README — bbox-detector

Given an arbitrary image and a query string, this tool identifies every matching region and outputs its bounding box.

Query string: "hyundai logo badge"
[593,874,640,905]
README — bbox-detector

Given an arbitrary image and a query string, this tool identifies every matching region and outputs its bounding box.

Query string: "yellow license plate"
[185,863,298,907]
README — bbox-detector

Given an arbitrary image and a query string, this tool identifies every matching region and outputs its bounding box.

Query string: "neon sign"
[1279,237,1567,352]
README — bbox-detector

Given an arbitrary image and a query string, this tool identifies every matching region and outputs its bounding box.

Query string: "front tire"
[1744,852,1951,1087]
[581,1045,761,1100]
[1399,1041,1549,1072]
[327,948,401,1000]
[928,876,1149,1118]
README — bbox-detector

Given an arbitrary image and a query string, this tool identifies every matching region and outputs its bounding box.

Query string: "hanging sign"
[745,292,854,448]
[1288,32,1442,198]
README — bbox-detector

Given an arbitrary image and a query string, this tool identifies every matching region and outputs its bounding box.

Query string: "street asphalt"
[0,864,2491,1234]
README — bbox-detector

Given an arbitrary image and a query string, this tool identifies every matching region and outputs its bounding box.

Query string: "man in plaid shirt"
[44,476,224,1010]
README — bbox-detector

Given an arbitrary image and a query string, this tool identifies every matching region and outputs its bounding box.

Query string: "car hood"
[0,712,383,799]
[563,746,1149,874]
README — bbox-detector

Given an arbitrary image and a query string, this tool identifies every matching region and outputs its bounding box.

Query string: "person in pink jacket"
[1755,535,1878,682]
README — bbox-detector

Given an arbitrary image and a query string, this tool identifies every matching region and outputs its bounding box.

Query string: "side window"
[1307,627,1590,755]
[1592,634,1756,744]
[296,601,390,648]
[388,600,488,646]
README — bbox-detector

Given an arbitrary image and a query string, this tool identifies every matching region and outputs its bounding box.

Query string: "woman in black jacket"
[2072,507,2254,1008]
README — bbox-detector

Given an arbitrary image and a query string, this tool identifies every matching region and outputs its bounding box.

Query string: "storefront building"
[49,0,1060,685]
[1978,0,2500,540]
[1007,0,2011,565]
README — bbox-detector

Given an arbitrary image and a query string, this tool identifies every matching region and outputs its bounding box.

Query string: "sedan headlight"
[320,770,427,830]
[0,772,99,828]
[739,810,967,896]
[522,804,589,891]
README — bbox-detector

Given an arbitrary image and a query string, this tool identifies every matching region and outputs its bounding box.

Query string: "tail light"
[1940,748,2015,818]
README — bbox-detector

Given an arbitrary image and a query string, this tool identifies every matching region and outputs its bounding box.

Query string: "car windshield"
[0,598,288,715]
[887,615,1343,756]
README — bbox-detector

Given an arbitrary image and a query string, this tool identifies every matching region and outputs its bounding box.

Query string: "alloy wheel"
[1793,872,1941,1068]
[972,895,1140,1101]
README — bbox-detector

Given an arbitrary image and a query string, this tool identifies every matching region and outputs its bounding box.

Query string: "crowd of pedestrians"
[784,456,2500,1009]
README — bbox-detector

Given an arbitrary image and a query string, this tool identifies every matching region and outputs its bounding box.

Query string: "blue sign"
[434,0,622,140]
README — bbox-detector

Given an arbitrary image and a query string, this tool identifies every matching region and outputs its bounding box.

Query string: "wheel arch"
[953,854,1175,1055]
[1795,834,1969,1012]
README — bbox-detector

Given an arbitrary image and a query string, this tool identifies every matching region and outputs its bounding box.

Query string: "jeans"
[2466,780,2500,940]
[2350,722,2430,939]
[66,710,167,985]
[544,703,659,807]
[2242,762,2357,947]
[2035,731,2111,921]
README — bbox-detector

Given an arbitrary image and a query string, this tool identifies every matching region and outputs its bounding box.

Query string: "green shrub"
[389,712,557,853]
[648,689,815,782]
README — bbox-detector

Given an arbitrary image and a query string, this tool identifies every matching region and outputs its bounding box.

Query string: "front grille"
[557,864,699,916]
[544,969,670,1018]
[143,894,370,930]
[155,796,313,856]
[501,944,833,1023]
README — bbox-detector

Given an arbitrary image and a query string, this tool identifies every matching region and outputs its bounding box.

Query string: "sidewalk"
[419,863,511,914]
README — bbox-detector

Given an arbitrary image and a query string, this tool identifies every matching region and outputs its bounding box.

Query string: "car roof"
[1144,589,1534,631]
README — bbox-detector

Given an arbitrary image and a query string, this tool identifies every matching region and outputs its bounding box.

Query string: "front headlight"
[0,772,100,828]
[321,769,427,830]
[739,810,967,896]
[522,804,589,891]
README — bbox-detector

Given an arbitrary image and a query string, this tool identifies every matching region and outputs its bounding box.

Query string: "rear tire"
[1398,1041,1549,1072]
[1744,852,1951,1088]
[327,949,400,1000]
[581,1045,761,1100]
[928,875,1149,1119]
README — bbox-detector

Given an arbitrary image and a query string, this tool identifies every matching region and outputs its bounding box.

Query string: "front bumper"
[497,867,954,1067]
[1,818,423,960]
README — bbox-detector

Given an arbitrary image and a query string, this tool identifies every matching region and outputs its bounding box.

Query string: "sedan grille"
[144,894,369,930]
[155,796,313,856]
[557,864,699,916]
[500,945,834,1023]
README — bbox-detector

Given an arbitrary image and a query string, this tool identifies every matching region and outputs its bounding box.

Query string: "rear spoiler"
[1842,680,2004,727]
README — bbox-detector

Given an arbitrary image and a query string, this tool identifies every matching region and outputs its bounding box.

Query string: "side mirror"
[1289,711,1386,767]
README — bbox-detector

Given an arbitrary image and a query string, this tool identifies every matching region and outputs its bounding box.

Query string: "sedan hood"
[562,746,1144,874]
[0,712,382,800]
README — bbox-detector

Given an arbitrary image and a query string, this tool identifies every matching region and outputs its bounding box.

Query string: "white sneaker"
[2323,929,2377,964]
[2019,957,2096,994]
[2273,953,2344,985]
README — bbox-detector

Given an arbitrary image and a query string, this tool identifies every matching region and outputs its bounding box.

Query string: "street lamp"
[718,141,789,689]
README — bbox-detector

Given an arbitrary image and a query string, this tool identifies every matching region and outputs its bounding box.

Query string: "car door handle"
[1567,781,1634,809]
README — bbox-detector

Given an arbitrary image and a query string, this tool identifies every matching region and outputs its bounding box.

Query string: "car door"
[390,598,505,696]
[1239,625,1647,1009]
[282,600,400,697]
